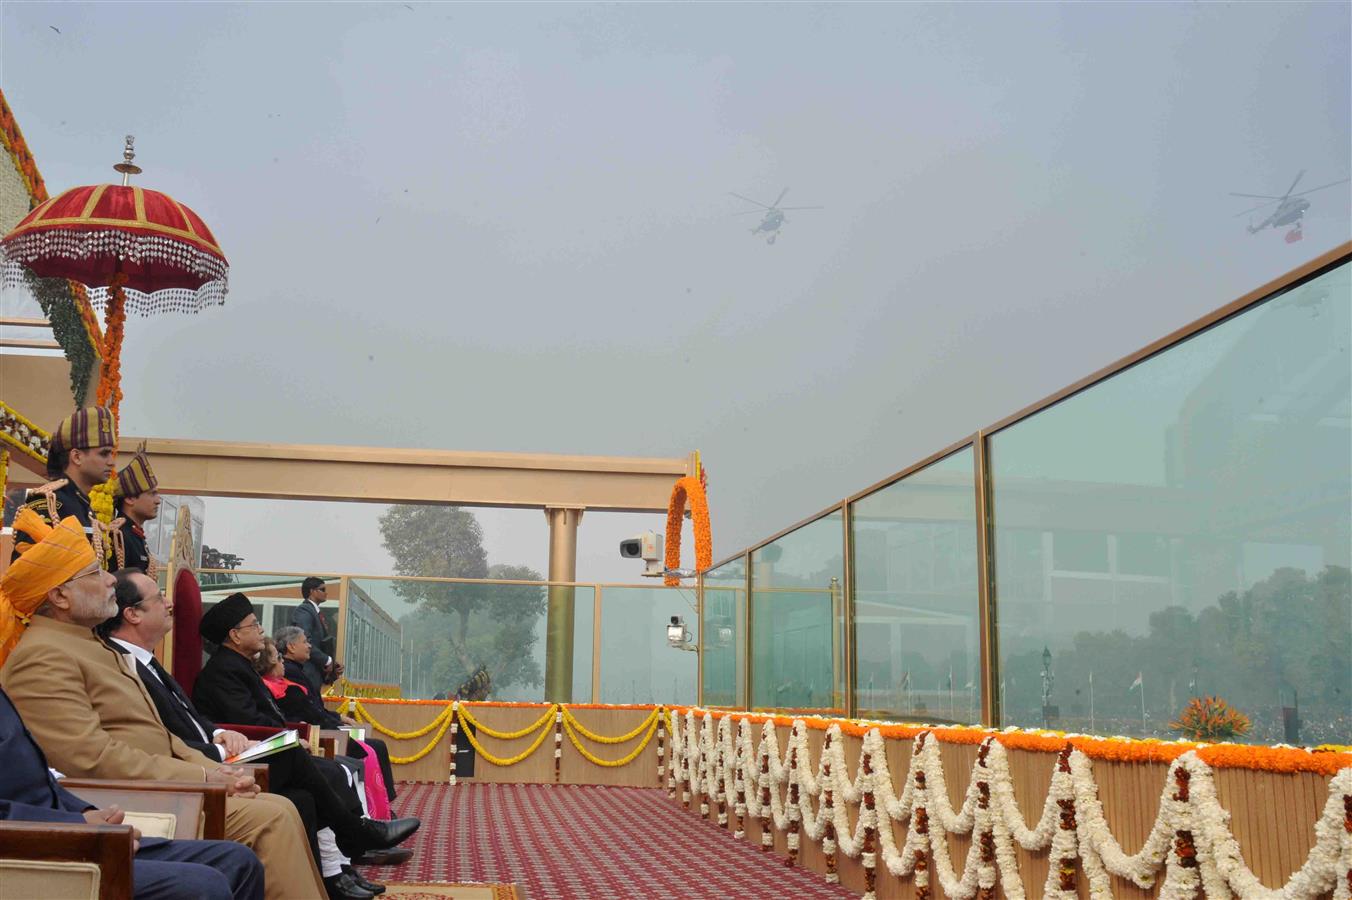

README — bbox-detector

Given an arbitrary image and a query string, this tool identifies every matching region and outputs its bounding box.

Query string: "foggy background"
[2,1,1348,583]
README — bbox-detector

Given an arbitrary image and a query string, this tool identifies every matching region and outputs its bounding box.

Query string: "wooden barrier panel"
[328,701,662,788]
[335,700,1342,898]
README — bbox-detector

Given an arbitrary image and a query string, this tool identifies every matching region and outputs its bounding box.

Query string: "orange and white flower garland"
[670,709,1352,900]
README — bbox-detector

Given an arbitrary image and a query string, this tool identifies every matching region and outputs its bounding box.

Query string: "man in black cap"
[193,592,420,899]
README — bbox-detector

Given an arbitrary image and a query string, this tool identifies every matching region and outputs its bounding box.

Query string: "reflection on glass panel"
[345,582,401,687]
[596,587,697,705]
[991,261,1351,743]
[751,513,847,712]
[851,448,980,723]
[351,577,577,702]
[702,557,747,707]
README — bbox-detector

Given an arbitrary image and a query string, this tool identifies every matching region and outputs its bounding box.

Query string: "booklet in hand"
[226,728,300,764]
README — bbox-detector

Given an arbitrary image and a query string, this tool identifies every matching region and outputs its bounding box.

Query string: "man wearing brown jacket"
[0,513,327,900]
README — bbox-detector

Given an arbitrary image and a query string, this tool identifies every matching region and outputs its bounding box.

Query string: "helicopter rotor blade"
[778,206,824,211]
[730,210,766,217]
[728,192,772,210]
[1288,177,1351,198]
[1229,192,1284,200]
[1284,169,1306,198]
[771,187,790,208]
[1233,199,1282,217]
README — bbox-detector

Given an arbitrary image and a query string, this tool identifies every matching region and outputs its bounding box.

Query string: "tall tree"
[379,505,545,696]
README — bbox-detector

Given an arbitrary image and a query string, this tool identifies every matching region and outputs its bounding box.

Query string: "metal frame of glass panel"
[701,242,1352,724]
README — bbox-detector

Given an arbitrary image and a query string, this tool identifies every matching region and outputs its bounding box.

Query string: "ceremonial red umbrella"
[0,137,228,316]
[0,137,228,421]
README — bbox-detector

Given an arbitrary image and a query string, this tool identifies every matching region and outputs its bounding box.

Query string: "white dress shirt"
[110,637,227,760]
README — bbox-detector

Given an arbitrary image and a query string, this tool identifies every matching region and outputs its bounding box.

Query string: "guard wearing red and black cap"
[114,447,162,576]
[12,406,117,564]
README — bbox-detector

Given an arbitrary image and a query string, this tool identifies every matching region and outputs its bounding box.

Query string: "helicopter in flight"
[729,188,822,244]
[1231,170,1349,242]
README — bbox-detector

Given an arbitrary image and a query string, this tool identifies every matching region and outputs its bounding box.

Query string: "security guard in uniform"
[12,406,117,566]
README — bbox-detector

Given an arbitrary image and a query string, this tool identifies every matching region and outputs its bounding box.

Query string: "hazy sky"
[2,2,1349,584]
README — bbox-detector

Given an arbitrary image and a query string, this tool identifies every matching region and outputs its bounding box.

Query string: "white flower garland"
[666,709,1352,900]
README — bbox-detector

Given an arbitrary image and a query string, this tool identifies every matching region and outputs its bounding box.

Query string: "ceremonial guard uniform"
[114,449,160,577]
[11,407,115,567]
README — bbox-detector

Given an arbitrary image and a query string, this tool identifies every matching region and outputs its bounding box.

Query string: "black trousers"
[266,747,369,857]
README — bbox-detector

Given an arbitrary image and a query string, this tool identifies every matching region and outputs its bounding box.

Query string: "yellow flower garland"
[375,706,457,765]
[563,713,661,767]
[352,700,453,740]
[456,707,558,766]
[457,703,558,740]
[563,706,660,744]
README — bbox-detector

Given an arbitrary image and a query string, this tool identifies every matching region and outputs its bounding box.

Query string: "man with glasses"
[1,511,323,900]
[192,592,419,897]
[106,577,407,900]
[292,577,341,687]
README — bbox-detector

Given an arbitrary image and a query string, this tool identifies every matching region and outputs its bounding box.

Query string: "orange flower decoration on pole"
[664,455,712,586]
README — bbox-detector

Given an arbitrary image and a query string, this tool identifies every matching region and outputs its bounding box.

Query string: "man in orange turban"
[0,509,102,668]
[1,515,328,899]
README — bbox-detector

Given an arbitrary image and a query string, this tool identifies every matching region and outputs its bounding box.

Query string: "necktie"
[149,657,211,744]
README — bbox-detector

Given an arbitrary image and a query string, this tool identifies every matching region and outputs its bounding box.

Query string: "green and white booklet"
[226,729,300,764]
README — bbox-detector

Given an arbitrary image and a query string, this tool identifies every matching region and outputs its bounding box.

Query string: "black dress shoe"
[358,816,421,851]
[324,871,376,900]
[342,866,386,896]
[352,847,413,867]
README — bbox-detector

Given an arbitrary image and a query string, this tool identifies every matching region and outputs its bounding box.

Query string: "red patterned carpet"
[358,782,857,899]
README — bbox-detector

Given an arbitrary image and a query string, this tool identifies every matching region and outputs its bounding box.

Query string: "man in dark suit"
[274,625,396,803]
[291,577,341,687]
[0,685,266,900]
[100,574,405,900]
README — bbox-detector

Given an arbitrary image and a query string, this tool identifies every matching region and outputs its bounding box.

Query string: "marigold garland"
[563,711,662,767]
[457,708,558,767]
[0,400,51,463]
[563,706,661,744]
[97,273,127,424]
[457,703,558,741]
[664,466,712,586]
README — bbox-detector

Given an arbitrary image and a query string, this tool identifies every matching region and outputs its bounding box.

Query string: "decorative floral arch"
[664,468,712,586]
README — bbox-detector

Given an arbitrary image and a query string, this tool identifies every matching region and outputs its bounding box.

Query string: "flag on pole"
[1129,672,1143,691]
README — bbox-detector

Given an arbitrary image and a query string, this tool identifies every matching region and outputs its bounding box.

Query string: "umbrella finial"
[113,135,142,185]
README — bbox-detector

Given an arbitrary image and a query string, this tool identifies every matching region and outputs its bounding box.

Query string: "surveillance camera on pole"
[666,615,696,652]
[619,530,664,577]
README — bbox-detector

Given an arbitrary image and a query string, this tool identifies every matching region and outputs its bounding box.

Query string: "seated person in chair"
[0,684,264,900]
[272,627,395,803]
[103,573,411,900]
[0,512,320,900]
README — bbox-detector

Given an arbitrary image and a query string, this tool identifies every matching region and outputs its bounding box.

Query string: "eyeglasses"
[233,619,265,633]
[66,566,104,585]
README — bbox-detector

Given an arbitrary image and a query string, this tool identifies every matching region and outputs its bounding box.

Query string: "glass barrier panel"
[701,556,747,707]
[989,261,1351,742]
[349,577,594,702]
[850,447,980,723]
[196,573,338,657]
[751,512,847,712]
[597,586,698,705]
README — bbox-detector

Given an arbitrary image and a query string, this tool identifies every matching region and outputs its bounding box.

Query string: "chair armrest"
[240,763,270,792]
[219,722,313,741]
[60,779,227,840]
[0,821,135,900]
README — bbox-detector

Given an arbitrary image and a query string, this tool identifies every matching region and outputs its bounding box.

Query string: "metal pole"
[544,507,583,702]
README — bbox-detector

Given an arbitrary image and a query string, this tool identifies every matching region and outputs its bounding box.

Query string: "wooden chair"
[61,779,227,840]
[0,821,134,900]
[0,777,228,899]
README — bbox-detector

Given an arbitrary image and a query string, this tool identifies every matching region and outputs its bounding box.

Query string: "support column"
[544,506,584,702]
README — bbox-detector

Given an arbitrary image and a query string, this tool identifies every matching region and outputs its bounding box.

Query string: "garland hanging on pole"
[664,454,712,586]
